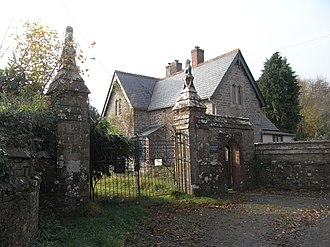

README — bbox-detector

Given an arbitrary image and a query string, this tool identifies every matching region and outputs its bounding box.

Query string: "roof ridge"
[115,70,159,80]
[196,48,240,68]
[158,48,240,80]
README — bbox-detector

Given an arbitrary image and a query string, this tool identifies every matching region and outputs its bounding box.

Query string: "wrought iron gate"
[90,132,185,200]
[175,131,191,194]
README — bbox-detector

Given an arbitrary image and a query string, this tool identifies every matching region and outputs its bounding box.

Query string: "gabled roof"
[139,125,164,137]
[148,49,265,111]
[260,114,279,131]
[102,49,265,115]
[115,71,158,110]
[102,71,158,115]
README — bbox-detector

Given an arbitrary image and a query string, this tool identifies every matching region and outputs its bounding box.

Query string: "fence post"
[46,26,90,210]
[133,137,141,196]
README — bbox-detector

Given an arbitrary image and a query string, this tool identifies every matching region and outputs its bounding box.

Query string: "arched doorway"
[224,142,240,190]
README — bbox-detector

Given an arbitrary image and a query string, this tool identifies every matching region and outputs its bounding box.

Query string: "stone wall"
[255,141,330,190]
[0,151,42,247]
[104,81,134,137]
[134,109,150,134]
[173,82,256,196]
[211,63,263,142]
[193,115,255,195]
[145,109,174,131]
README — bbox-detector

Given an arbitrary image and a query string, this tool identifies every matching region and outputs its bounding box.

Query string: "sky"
[0,0,329,112]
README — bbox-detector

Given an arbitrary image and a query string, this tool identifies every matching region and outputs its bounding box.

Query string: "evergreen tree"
[257,52,301,133]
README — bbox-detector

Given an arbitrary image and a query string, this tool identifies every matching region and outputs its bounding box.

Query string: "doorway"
[224,142,240,190]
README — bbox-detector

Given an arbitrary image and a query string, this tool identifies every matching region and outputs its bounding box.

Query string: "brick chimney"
[191,46,204,67]
[166,60,182,77]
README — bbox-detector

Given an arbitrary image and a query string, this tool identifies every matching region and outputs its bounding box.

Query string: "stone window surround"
[231,84,243,106]
[115,98,122,115]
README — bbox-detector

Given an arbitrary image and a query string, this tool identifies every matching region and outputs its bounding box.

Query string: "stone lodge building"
[101,47,295,193]
[102,47,290,143]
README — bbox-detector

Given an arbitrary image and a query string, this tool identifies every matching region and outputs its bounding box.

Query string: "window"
[115,99,122,115]
[237,86,242,105]
[231,85,236,104]
[231,84,243,105]
[273,135,283,142]
[212,103,217,115]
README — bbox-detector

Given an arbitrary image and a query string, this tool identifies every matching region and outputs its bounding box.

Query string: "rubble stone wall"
[0,155,42,247]
[255,141,330,190]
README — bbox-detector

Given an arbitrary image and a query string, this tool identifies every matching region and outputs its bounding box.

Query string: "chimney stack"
[191,46,204,67]
[166,60,182,77]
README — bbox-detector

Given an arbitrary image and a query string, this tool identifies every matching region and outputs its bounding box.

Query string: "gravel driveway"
[126,190,330,247]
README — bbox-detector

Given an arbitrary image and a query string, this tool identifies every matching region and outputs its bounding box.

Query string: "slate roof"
[115,71,158,110]
[139,125,164,137]
[260,114,279,131]
[102,49,265,114]
[149,50,239,110]
[102,71,158,114]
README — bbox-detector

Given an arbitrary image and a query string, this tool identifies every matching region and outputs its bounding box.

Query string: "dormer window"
[115,99,122,115]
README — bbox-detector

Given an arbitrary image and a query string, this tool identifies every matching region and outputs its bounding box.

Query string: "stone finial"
[172,58,206,111]
[183,59,195,90]
[46,26,90,95]
[61,26,77,70]
[65,26,73,43]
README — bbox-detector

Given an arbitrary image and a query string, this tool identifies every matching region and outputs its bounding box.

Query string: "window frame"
[231,84,236,104]
[231,84,243,105]
[115,98,122,115]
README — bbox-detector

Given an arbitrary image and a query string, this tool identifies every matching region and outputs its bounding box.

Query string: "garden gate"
[90,132,189,200]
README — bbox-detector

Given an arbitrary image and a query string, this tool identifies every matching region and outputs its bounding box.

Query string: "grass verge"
[32,201,149,247]
[32,193,234,247]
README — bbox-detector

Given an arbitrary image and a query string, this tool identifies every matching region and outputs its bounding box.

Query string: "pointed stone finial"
[65,26,73,43]
[61,26,77,70]
[46,26,90,95]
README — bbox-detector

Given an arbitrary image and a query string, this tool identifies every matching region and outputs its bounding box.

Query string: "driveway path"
[126,191,330,247]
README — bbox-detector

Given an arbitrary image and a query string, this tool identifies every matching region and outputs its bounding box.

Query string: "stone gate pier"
[173,61,255,196]
[46,26,90,209]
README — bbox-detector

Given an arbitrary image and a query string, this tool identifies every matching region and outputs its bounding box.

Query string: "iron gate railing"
[90,133,186,200]
[175,131,191,194]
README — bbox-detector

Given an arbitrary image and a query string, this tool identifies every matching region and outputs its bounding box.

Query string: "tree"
[11,20,61,94]
[1,20,95,95]
[0,62,26,94]
[257,52,301,133]
[297,77,330,140]
[90,117,131,199]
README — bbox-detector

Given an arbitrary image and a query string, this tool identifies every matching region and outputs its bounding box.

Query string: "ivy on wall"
[0,150,15,183]
[0,92,57,156]
[0,91,57,181]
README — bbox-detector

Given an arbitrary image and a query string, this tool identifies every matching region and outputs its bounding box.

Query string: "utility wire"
[251,32,330,56]
[0,18,14,59]
[59,0,112,77]
[280,33,330,51]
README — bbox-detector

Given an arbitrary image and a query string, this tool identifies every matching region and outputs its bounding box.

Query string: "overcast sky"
[1,0,329,111]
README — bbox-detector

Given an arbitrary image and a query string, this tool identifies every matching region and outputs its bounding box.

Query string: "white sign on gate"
[154,158,163,166]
